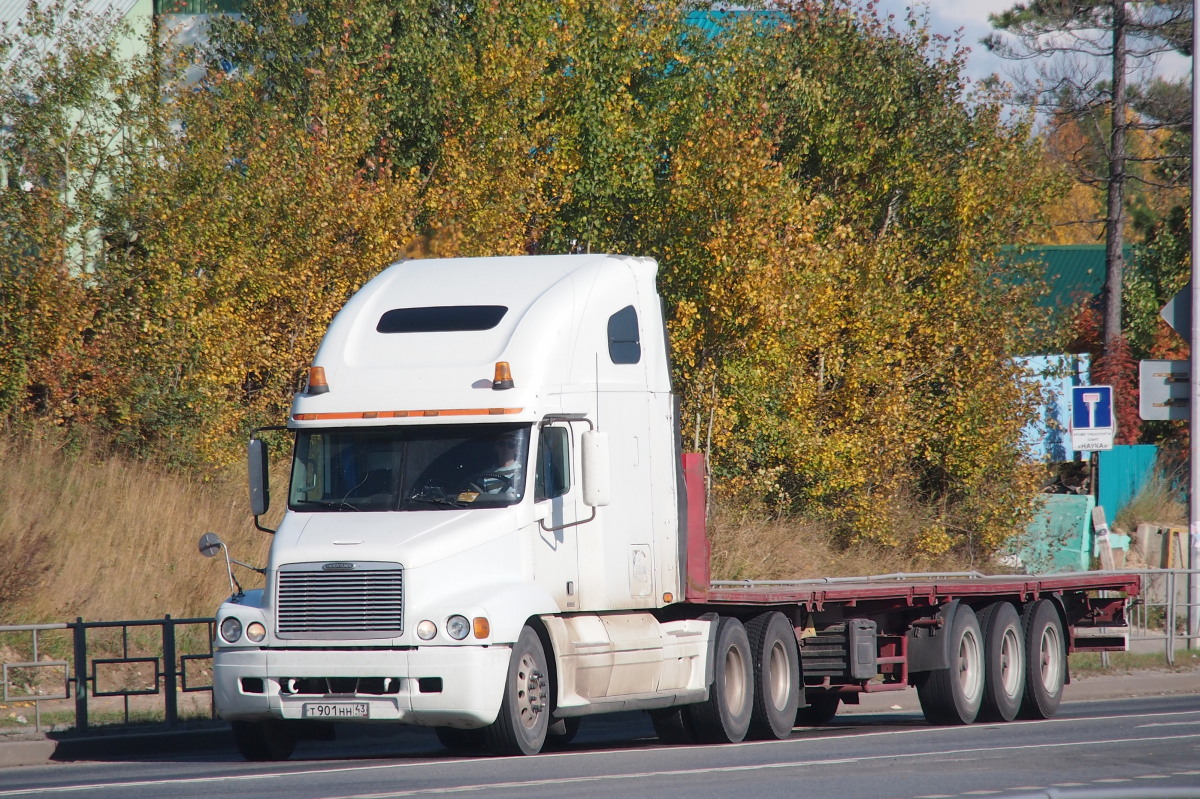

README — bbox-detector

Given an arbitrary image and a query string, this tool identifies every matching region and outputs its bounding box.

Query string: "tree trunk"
[1102,1,1128,359]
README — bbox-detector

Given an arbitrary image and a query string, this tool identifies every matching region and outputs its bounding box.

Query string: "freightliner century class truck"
[201,253,1139,761]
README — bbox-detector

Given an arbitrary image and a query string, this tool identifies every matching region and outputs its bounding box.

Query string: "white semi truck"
[203,253,1138,761]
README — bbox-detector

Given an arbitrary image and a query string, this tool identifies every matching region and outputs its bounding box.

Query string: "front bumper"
[213,644,511,728]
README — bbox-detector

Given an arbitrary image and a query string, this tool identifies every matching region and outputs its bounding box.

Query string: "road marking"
[8,734,1200,798]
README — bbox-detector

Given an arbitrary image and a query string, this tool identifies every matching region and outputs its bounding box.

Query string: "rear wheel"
[976,602,1026,722]
[1018,599,1066,720]
[745,612,800,740]
[687,616,755,743]
[485,626,550,755]
[917,604,984,725]
[231,719,297,761]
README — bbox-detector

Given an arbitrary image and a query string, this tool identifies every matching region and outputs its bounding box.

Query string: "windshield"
[288,424,530,512]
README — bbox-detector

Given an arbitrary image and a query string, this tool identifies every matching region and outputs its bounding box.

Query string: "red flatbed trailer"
[666,454,1141,728]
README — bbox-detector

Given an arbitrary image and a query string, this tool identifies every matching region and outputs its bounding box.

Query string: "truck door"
[531,421,581,610]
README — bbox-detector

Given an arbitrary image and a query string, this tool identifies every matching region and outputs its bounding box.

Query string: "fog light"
[446,615,470,640]
[417,620,437,640]
[219,616,243,644]
[246,622,266,642]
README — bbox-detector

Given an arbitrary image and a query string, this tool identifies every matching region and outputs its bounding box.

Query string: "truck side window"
[534,426,570,502]
[607,305,641,364]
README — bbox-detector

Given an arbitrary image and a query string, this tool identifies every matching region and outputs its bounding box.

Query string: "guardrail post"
[72,618,88,732]
[163,615,178,728]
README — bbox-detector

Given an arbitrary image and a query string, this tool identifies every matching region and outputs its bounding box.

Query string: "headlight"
[246,622,266,643]
[416,620,437,640]
[446,615,470,640]
[219,616,243,643]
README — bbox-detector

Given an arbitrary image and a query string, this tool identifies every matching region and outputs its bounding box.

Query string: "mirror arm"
[538,506,596,532]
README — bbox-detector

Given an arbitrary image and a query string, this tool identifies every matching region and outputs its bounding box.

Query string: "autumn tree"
[3,0,1066,560]
[0,1,162,430]
[986,1,1192,442]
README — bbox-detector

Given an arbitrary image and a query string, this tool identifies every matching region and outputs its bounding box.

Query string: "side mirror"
[199,532,224,558]
[249,438,270,517]
[581,430,611,507]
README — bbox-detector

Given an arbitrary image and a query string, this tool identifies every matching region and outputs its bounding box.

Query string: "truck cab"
[211,254,710,759]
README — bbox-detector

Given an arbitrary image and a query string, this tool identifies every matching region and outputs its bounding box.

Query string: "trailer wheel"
[976,602,1026,722]
[435,726,486,752]
[231,719,297,761]
[796,694,840,726]
[1018,599,1066,720]
[745,612,800,740]
[917,604,984,725]
[687,616,754,743]
[485,626,550,755]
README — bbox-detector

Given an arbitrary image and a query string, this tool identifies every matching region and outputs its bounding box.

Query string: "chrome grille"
[276,562,403,639]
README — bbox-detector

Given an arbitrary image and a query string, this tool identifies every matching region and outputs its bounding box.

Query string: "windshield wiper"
[294,499,361,512]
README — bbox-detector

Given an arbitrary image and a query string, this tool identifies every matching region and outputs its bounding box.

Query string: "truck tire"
[485,625,551,756]
[745,611,800,740]
[976,601,1026,722]
[1018,599,1066,720]
[231,719,297,761]
[796,694,840,726]
[687,616,754,743]
[917,604,984,725]
[435,726,486,752]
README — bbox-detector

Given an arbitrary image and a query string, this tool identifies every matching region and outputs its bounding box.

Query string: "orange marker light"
[306,366,329,395]
[493,362,514,390]
[473,617,491,639]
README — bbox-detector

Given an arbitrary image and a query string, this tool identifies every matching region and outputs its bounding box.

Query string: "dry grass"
[0,434,271,624]
[1,433,986,625]
[706,499,975,581]
[1114,471,1186,533]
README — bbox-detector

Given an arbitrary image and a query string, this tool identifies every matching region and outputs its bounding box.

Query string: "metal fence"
[0,616,214,733]
[1124,568,1200,665]
[0,573,1196,734]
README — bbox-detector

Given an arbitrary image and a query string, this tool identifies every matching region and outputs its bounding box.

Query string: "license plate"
[302,702,369,718]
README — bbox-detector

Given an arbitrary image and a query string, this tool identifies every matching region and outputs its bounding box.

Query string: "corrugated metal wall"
[1097,445,1159,527]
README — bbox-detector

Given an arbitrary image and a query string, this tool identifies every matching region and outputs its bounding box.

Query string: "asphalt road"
[0,689,1198,799]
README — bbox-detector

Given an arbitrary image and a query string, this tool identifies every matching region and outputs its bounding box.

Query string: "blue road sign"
[1071,385,1113,429]
[1070,385,1115,451]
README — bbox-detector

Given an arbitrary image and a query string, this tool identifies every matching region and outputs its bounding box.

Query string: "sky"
[875,0,1012,85]
[874,0,1191,87]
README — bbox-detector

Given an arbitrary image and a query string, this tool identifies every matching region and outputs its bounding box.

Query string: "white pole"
[1189,0,1200,649]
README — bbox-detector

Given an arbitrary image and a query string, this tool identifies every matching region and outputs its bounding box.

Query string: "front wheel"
[485,626,551,755]
[687,616,754,743]
[917,604,984,725]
